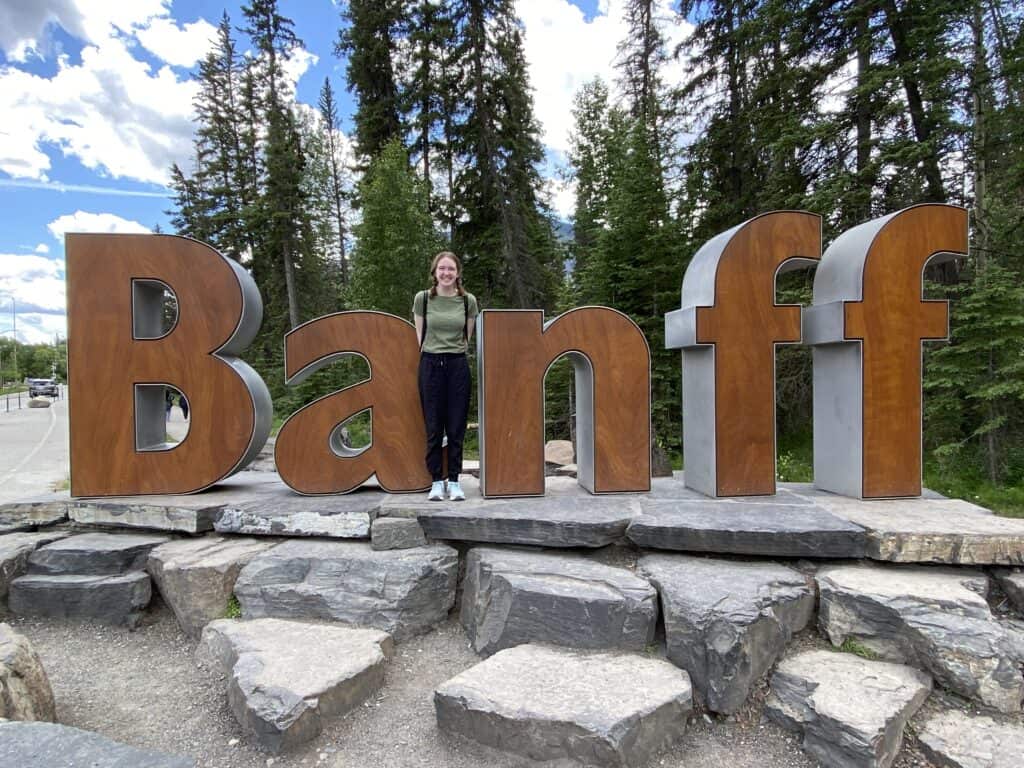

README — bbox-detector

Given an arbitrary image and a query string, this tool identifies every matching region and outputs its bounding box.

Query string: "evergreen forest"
[167,0,1024,514]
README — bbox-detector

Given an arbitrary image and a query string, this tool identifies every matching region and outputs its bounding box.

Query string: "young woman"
[413,251,479,501]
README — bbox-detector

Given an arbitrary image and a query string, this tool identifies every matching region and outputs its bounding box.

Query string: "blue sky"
[0,0,690,345]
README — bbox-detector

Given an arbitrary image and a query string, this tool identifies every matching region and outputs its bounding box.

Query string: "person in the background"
[165,388,174,420]
[413,252,479,501]
[179,393,189,421]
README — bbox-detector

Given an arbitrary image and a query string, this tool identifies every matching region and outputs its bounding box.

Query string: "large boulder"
[993,567,1024,615]
[461,547,657,656]
[639,554,814,714]
[26,532,169,575]
[0,721,194,767]
[234,540,457,641]
[9,572,151,627]
[0,531,69,607]
[766,649,931,768]
[544,439,574,466]
[67,500,218,534]
[816,563,1024,713]
[370,517,427,551]
[196,618,392,753]
[917,708,1024,768]
[434,644,692,767]
[147,536,275,637]
[0,623,55,721]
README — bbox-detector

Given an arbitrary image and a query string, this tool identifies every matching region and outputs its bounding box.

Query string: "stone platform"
[4,471,1024,564]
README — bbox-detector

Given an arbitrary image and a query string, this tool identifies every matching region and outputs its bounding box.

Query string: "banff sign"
[65,204,967,502]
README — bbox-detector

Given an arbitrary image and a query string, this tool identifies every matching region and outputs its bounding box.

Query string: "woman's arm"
[465,315,475,343]
[414,313,424,347]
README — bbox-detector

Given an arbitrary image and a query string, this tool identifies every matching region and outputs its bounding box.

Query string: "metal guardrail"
[1,386,63,413]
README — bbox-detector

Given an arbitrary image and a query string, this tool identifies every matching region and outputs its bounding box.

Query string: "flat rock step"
[460,547,657,655]
[817,563,1024,713]
[766,649,931,768]
[0,502,68,534]
[0,531,70,603]
[917,708,1024,768]
[9,572,151,627]
[435,644,693,767]
[627,500,867,558]
[234,540,458,641]
[27,532,169,575]
[196,618,392,753]
[0,720,194,767]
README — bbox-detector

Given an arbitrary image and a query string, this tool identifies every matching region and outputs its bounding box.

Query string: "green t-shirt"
[413,291,479,354]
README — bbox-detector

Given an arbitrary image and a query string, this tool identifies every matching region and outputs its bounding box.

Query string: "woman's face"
[434,256,459,289]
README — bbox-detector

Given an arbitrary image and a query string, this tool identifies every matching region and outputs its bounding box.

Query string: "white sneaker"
[448,481,465,501]
[428,481,445,501]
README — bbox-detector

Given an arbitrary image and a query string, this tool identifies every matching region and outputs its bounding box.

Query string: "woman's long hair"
[428,251,466,297]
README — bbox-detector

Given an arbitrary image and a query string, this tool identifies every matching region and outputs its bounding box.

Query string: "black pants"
[418,352,470,482]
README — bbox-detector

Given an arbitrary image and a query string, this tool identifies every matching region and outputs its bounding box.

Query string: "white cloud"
[8,311,67,346]
[135,16,218,69]
[516,0,693,154]
[47,211,150,242]
[35,244,50,254]
[0,253,66,315]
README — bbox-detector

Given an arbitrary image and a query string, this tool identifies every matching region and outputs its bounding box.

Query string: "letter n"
[665,211,822,497]
[275,312,431,494]
[804,204,968,498]
[478,307,651,497]
[66,234,272,496]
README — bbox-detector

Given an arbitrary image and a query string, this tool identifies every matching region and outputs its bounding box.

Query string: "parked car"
[29,378,58,397]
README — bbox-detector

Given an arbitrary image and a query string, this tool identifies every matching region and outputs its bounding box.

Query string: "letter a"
[275,312,431,494]
[804,204,968,498]
[66,234,272,496]
[666,211,822,497]
[478,307,651,497]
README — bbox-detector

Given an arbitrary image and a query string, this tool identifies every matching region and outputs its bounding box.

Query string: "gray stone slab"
[766,649,931,768]
[461,547,658,656]
[809,494,1024,565]
[214,484,384,538]
[639,554,815,714]
[0,720,195,767]
[0,502,67,534]
[27,532,170,576]
[993,567,1024,616]
[9,571,152,627]
[817,563,1024,713]
[917,708,1024,768]
[395,496,641,548]
[0,531,70,606]
[196,618,392,753]
[371,517,427,550]
[68,500,219,533]
[434,644,692,767]
[628,500,867,558]
[0,622,55,721]
[234,540,457,641]
[147,536,276,637]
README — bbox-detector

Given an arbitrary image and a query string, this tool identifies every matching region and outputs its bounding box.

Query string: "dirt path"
[8,601,949,768]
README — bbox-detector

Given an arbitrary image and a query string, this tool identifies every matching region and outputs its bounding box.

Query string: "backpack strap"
[419,290,429,349]
[462,294,469,342]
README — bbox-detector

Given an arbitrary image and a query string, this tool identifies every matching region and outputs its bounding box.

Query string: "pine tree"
[346,140,440,317]
[318,77,351,285]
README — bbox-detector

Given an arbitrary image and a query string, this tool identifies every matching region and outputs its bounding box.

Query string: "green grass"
[0,384,27,395]
[923,467,1024,518]
[837,638,881,660]
[223,595,242,619]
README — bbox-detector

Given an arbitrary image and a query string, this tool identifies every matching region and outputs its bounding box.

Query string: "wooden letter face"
[274,312,430,494]
[478,307,651,497]
[66,234,272,496]
[666,212,822,497]
[805,204,968,498]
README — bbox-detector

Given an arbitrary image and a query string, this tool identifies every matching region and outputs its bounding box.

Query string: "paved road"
[0,391,190,503]
[0,389,70,502]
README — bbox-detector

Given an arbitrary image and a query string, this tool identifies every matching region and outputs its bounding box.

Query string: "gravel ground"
[7,599,950,768]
